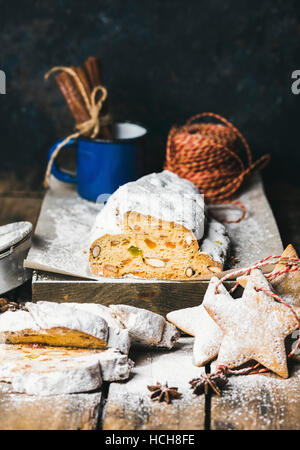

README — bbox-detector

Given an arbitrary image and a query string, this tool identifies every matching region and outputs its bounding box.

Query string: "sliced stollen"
[0,301,130,354]
[94,347,134,382]
[89,170,230,280]
[63,303,179,350]
[109,304,180,349]
[0,344,133,396]
[58,303,131,354]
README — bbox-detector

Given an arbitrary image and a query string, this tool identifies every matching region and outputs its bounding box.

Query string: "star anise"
[0,298,26,313]
[147,382,182,404]
[189,371,228,396]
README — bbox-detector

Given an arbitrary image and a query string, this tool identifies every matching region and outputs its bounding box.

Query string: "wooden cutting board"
[26,174,283,315]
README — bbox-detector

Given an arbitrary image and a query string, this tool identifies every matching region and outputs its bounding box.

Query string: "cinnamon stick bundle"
[54,57,112,139]
[55,71,90,126]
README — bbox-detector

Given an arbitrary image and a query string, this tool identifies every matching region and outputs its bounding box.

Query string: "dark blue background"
[0,0,300,184]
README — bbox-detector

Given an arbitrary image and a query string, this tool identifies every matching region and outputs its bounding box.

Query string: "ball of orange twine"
[164,112,271,223]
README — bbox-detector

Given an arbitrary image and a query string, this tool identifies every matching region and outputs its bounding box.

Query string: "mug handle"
[48,138,77,184]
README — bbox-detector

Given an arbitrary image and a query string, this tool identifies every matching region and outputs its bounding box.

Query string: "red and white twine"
[213,255,300,377]
[164,112,270,223]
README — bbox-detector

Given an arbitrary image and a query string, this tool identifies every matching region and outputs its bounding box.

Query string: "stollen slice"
[67,303,179,350]
[109,304,180,349]
[54,302,131,354]
[0,301,130,354]
[0,344,134,396]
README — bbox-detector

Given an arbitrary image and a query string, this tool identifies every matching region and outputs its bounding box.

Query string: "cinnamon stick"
[72,65,92,98]
[84,56,102,87]
[55,71,90,126]
[84,56,112,139]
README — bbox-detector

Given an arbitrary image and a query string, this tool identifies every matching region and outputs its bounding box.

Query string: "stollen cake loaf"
[89,170,230,279]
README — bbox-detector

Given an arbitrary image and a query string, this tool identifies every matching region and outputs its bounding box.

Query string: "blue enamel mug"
[48,122,148,201]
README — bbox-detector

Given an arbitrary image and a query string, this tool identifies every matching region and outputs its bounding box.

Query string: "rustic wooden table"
[0,171,299,430]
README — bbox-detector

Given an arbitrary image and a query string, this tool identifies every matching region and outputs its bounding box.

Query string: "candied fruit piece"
[145,238,157,249]
[128,246,143,257]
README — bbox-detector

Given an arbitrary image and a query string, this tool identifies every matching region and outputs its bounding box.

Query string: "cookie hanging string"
[210,255,300,386]
[164,113,271,223]
[189,255,300,397]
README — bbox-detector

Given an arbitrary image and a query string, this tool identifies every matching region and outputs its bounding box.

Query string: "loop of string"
[43,66,109,188]
[212,255,300,378]
[164,112,271,223]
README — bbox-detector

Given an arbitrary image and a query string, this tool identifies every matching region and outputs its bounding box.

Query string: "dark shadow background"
[0,0,300,186]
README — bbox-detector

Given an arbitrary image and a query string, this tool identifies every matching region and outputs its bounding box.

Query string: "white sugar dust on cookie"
[166,281,228,367]
[238,244,300,307]
[204,269,298,378]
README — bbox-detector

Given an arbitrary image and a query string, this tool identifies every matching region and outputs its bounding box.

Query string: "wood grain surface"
[1,173,300,430]
[103,338,206,430]
[32,271,236,316]
[0,383,102,430]
[210,363,300,430]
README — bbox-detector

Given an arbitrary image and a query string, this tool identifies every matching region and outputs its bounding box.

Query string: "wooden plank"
[103,337,206,430]
[32,270,235,316]
[0,383,102,430]
[210,363,300,430]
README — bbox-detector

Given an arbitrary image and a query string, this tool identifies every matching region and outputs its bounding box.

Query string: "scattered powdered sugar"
[25,185,103,279]
[210,365,300,429]
[223,175,283,268]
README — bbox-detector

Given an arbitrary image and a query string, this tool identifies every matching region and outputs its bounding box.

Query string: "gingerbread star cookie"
[167,278,231,366]
[238,244,300,306]
[269,244,300,305]
[203,268,298,378]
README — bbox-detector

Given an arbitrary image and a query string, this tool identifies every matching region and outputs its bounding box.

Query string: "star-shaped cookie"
[238,244,300,306]
[167,245,300,368]
[267,244,300,304]
[203,268,298,378]
[166,279,230,366]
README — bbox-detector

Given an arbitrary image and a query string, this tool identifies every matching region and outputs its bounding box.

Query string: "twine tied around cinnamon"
[43,66,110,188]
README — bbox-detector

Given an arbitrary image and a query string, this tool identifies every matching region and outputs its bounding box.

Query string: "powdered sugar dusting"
[210,363,300,429]
[204,269,298,377]
[91,170,206,242]
[167,302,223,366]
